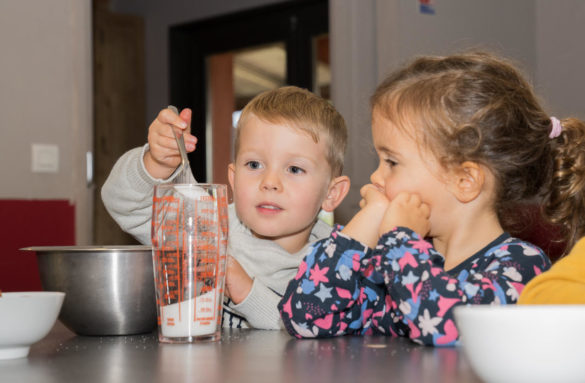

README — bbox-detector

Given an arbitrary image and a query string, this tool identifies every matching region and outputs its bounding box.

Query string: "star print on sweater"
[279,226,551,346]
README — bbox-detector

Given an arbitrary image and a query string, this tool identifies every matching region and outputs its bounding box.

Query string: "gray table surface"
[0,321,482,383]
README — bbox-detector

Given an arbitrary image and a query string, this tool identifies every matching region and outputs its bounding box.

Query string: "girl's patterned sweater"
[279,226,551,346]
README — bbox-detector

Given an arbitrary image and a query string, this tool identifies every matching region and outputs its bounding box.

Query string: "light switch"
[31,143,59,173]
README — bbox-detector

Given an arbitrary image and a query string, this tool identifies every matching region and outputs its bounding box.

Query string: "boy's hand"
[380,192,430,238]
[342,184,390,248]
[224,256,253,305]
[143,107,197,179]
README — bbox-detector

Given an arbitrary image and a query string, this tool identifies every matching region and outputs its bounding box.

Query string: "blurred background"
[1,0,583,290]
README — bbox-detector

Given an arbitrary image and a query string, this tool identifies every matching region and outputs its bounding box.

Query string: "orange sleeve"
[519,237,585,304]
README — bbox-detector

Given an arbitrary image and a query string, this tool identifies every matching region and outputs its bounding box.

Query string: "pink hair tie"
[549,117,562,139]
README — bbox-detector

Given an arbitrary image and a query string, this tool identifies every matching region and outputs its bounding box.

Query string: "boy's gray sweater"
[101,145,332,330]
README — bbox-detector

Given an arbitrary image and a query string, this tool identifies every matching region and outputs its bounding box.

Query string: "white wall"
[374,0,536,81]
[535,0,585,119]
[110,0,290,122]
[330,0,379,223]
[0,0,93,244]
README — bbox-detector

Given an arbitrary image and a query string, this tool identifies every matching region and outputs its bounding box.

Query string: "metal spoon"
[167,105,192,183]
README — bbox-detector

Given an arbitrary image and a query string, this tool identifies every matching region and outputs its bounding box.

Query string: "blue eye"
[245,161,262,170]
[288,166,305,175]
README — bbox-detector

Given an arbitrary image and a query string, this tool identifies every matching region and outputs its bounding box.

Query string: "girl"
[278,51,560,346]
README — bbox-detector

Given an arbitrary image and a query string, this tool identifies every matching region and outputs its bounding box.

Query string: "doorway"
[169,0,329,187]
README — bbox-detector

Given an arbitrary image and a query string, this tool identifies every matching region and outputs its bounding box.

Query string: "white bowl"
[0,291,65,360]
[454,305,585,383]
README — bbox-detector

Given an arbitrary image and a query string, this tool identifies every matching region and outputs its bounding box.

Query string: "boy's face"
[228,114,333,252]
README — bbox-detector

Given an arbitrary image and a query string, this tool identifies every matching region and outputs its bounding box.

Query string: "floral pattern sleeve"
[279,226,551,346]
[279,227,386,338]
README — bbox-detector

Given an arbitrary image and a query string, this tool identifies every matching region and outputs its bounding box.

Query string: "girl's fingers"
[361,183,383,194]
[411,196,430,217]
[392,192,410,204]
[421,202,431,218]
[409,193,423,207]
[395,192,425,209]
[359,185,370,197]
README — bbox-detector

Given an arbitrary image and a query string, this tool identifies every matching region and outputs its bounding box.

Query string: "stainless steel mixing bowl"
[22,246,156,336]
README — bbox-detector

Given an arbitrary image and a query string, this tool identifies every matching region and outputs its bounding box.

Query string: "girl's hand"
[143,107,197,179]
[224,256,253,305]
[359,184,389,211]
[380,192,430,238]
[342,184,390,248]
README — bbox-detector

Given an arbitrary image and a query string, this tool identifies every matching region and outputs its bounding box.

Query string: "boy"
[101,86,350,329]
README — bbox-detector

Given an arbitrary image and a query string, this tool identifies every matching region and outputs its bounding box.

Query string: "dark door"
[169,0,329,184]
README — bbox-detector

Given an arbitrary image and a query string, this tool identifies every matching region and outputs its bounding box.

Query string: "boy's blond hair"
[234,86,347,177]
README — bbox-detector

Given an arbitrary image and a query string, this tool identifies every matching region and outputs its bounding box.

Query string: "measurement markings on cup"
[152,185,229,341]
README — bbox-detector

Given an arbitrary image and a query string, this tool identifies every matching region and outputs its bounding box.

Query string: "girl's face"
[370,110,457,234]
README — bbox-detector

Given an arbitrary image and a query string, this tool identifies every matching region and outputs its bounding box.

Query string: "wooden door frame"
[169,0,328,181]
[93,2,145,244]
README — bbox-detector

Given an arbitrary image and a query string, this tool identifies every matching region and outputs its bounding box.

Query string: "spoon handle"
[167,105,191,183]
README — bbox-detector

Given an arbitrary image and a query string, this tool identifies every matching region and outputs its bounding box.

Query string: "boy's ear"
[227,163,236,193]
[448,161,485,203]
[321,175,351,212]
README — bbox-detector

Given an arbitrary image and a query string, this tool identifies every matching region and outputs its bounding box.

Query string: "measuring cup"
[151,184,229,343]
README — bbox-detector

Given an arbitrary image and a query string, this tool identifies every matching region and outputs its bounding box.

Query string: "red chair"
[507,204,566,263]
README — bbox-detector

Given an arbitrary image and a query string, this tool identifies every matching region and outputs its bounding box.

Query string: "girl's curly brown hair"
[542,118,585,251]
[371,51,585,253]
